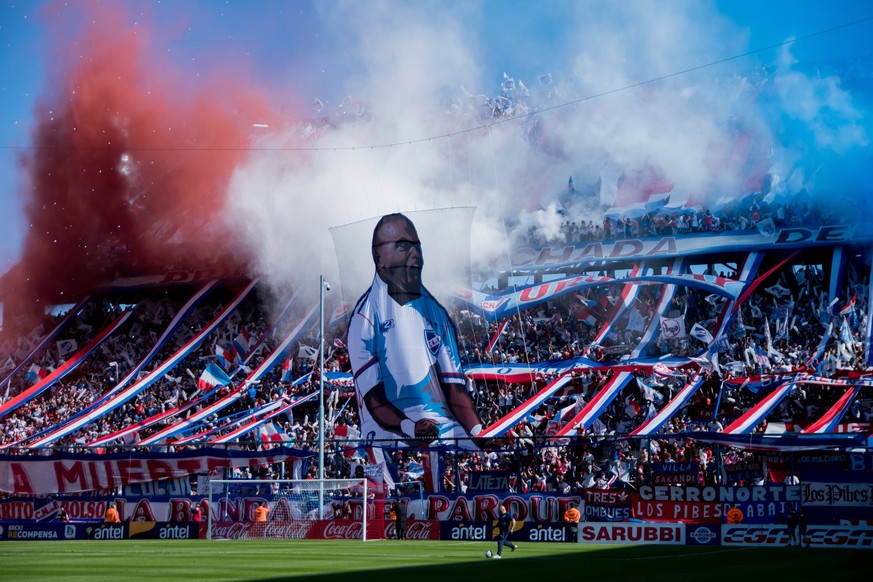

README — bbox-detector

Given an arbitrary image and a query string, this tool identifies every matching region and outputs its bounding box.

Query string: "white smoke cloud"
[223,0,872,311]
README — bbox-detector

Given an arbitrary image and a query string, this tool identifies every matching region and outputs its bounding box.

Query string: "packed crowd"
[0,205,870,495]
[0,289,280,447]
[526,187,848,250]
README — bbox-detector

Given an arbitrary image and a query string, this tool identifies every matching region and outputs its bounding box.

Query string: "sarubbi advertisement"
[578,523,685,544]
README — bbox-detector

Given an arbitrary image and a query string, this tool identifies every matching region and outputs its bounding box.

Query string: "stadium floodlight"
[318,275,330,518]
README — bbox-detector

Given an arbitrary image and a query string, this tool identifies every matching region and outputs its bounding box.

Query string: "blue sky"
[0,0,871,285]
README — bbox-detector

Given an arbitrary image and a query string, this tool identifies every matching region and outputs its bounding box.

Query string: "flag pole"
[318,275,330,518]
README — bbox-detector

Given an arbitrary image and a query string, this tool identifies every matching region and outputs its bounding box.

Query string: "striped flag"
[259,422,287,443]
[754,345,770,367]
[214,343,228,368]
[215,342,241,370]
[281,358,294,382]
[486,320,510,353]
[25,364,47,385]
[197,362,232,391]
[232,329,252,357]
[839,293,856,316]
[401,461,425,481]
[291,371,313,386]
[653,363,679,378]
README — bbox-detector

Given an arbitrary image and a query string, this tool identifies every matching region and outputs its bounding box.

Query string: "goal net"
[207,478,387,541]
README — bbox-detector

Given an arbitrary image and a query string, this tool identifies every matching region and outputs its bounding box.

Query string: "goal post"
[207,478,386,540]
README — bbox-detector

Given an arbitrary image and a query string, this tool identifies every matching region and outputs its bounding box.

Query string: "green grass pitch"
[0,540,868,581]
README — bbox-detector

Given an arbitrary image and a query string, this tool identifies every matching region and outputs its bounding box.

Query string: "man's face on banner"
[373,216,423,297]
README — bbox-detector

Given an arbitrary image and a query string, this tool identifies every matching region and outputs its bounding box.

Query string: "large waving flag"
[198,363,232,391]
[631,374,704,436]
[723,380,793,434]
[479,374,577,437]
[556,371,635,437]
[803,386,862,434]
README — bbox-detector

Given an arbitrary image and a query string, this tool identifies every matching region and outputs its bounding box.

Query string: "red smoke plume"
[1,2,284,321]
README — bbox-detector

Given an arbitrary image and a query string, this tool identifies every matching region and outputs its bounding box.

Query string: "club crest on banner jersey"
[425,328,441,357]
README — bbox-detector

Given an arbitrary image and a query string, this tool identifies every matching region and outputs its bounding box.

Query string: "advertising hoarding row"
[4,520,871,548]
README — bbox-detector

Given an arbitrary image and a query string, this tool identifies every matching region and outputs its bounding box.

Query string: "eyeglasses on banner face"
[373,239,421,253]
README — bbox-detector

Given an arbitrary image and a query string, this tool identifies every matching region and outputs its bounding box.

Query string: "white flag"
[56,339,78,358]
[689,323,714,344]
[626,308,646,333]
[659,316,686,340]
[298,345,318,361]
[765,284,792,298]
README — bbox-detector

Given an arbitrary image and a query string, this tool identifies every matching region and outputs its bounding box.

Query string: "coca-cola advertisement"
[209,520,316,540]
[319,520,367,540]
[392,520,439,540]
[206,519,439,540]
